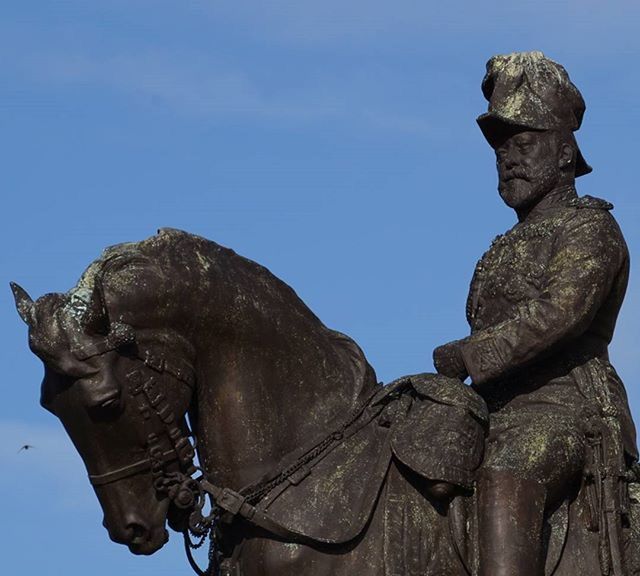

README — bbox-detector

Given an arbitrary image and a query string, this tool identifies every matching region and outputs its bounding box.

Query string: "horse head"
[11,261,197,555]
[12,230,380,566]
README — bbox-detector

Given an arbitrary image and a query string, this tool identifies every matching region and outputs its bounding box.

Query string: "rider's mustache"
[501,168,531,182]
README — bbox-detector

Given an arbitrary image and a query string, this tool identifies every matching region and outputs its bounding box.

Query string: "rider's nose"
[502,152,518,170]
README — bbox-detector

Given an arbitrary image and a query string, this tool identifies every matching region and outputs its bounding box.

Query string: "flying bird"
[17,444,34,453]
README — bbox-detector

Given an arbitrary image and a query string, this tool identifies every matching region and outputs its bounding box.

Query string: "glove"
[433,340,469,380]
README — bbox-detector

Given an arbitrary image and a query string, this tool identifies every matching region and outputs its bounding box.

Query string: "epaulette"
[568,195,614,211]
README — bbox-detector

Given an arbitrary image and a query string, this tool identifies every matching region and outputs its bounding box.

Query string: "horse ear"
[10,282,36,326]
[82,280,110,335]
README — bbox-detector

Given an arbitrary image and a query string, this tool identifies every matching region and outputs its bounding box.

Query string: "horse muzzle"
[104,512,169,555]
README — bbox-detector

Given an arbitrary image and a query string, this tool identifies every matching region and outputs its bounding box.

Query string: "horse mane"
[70,227,322,325]
[63,228,376,396]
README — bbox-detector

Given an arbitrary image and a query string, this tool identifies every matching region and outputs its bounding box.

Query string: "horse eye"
[87,392,123,418]
[100,397,120,411]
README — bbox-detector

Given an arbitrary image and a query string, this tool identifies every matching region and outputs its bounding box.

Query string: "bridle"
[86,363,199,508]
[73,321,402,576]
[62,318,222,574]
[71,323,217,559]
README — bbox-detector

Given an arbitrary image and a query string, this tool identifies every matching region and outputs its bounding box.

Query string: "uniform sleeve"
[459,210,627,385]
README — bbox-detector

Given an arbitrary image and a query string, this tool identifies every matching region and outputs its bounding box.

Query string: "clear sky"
[2,1,639,574]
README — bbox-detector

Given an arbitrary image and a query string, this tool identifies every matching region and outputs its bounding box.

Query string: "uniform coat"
[458,185,636,487]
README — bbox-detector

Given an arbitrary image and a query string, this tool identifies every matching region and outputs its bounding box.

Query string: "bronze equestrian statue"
[11,53,640,575]
[434,51,638,576]
[11,229,489,575]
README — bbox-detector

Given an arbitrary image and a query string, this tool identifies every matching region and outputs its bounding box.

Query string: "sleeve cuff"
[460,335,506,385]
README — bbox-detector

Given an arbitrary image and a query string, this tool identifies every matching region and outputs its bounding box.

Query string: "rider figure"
[433,51,637,576]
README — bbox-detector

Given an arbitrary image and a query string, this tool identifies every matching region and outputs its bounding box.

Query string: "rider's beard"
[498,163,560,212]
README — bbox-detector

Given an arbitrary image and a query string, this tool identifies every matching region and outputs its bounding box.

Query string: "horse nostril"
[125,520,149,543]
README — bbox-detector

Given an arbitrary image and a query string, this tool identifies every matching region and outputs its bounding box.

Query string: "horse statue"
[11,229,640,576]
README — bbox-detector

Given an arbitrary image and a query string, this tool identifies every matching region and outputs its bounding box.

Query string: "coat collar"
[523,185,577,223]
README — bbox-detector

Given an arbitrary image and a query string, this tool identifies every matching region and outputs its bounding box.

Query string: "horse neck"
[192,328,376,490]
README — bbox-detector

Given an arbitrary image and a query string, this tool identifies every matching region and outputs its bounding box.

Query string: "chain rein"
[140,357,227,576]
[123,359,220,575]
[238,385,386,506]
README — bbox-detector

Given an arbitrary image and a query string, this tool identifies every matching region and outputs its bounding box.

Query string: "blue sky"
[2,1,639,574]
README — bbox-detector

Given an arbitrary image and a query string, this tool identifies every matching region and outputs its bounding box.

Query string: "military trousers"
[478,373,590,504]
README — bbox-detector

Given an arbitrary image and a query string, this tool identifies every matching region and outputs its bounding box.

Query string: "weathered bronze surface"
[11,52,640,575]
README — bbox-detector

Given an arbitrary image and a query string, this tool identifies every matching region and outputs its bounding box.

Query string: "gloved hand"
[433,340,469,380]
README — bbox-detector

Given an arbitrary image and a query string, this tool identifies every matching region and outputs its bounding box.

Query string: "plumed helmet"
[477,51,592,177]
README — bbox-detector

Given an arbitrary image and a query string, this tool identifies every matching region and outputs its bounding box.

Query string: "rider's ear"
[558,142,574,170]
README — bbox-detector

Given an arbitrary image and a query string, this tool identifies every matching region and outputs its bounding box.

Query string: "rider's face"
[495,130,562,212]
